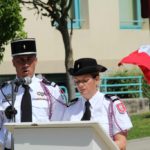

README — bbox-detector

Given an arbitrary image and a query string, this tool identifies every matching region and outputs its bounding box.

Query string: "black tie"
[81,101,91,120]
[21,85,32,122]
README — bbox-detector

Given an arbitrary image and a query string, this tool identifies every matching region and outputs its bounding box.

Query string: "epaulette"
[36,74,57,87]
[105,94,120,102]
[42,78,57,87]
[0,81,9,89]
[67,98,79,107]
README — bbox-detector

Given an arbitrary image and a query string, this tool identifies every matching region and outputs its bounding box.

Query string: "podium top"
[5,121,119,150]
[5,121,105,129]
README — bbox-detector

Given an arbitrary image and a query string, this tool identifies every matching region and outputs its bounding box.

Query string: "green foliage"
[0,0,26,62]
[142,80,150,100]
[128,112,150,140]
[21,0,73,30]
[109,68,142,76]
[106,68,150,99]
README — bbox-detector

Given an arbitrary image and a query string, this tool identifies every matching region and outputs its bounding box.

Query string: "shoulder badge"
[116,102,126,114]
[105,94,119,102]
[68,98,79,107]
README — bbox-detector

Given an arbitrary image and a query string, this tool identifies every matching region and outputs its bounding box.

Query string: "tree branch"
[21,0,53,15]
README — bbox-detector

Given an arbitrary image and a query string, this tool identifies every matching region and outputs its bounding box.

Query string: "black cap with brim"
[11,38,36,57]
[68,58,107,76]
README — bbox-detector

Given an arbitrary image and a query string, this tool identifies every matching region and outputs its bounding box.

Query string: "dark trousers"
[5,148,11,150]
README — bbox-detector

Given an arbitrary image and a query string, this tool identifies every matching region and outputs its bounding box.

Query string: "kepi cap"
[68,58,107,76]
[11,38,36,57]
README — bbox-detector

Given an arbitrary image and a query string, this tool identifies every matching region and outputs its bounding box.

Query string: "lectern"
[5,121,119,150]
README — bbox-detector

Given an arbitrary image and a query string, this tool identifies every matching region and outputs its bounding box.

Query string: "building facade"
[1,0,150,83]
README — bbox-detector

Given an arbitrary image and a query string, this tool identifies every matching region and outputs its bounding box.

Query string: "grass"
[127,112,150,140]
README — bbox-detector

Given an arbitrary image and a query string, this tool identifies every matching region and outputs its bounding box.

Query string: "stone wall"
[122,98,150,115]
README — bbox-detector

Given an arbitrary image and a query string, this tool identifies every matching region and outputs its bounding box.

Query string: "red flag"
[118,45,150,84]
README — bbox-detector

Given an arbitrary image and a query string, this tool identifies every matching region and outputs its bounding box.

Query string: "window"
[119,0,142,29]
[68,0,80,29]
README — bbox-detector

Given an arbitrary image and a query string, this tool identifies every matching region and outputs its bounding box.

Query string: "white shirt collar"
[81,91,104,108]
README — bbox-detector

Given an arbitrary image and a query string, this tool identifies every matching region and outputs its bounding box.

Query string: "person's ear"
[95,75,100,81]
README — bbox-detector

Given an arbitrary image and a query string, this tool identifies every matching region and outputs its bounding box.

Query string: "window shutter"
[141,0,150,18]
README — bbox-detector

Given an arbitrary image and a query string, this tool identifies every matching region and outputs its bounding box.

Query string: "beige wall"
[1,0,150,75]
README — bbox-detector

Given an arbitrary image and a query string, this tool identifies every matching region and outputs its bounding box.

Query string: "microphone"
[2,77,32,120]
[5,106,17,119]
[1,76,32,87]
[13,76,32,85]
